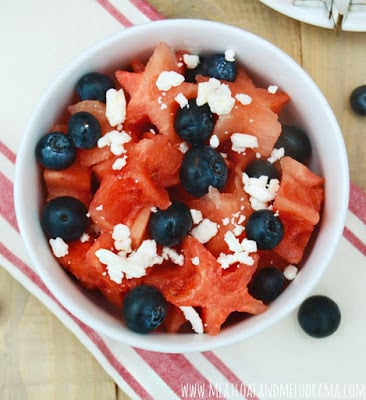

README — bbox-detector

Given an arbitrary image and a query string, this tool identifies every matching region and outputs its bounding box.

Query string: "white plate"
[259,0,366,31]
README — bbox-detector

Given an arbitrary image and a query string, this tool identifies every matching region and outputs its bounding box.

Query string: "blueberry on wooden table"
[298,295,341,338]
[122,285,167,333]
[35,131,76,170]
[350,85,366,115]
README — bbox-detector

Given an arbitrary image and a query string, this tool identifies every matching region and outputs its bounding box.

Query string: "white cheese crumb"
[217,232,257,269]
[224,49,236,62]
[156,71,185,91]
[235,93,252,106]
[178,141,189,154]
[284,265,298,280]
[112,224,132,254]
[190,218,218,244]
[222,217,230,226]
[191,256,200,266]
[95,239,163,283]
[231,133,258,153]
[242,172,280,210]
[162,247,184,266]
[175,93,189,108]
[179,306,204,334]
[267,147,285,164]
[112,155,128,170]
[197,78,235,115]
[267,85,278,94]
[97,130,131,155]
[105,88,126,127]
[209,134,220,149]
[183,54,200,69]
[49,237,69,258]
[80,232,90,243]
[190,208,203,225]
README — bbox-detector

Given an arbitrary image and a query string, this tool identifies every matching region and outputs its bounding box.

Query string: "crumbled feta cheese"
[175,92,189,108]
[95,239,163,283]
[235,93,252,106]
[162,247,184,266]
[80,232,90,243]
[191,256,200,266]
[242,172,280,210]
[105,88,126,127]
[284,264,298,280]
[190,218,218,244]
[112,155,127,170]
[190,208,203,225]
[231,133,258,153]
[97,130,131,155]
[183,53,200,69]
[112,224,132,254]
[156,71,185,91]
[178,141,189,154]
[222,217,230,226]
[209,134,220,149]
[179,306,204,334]
[49,237,69,258]
[217,232,257,269]
[197,78,235,115]
[224,49,236,62]
[267,85,278,94]
[267,147,285,164]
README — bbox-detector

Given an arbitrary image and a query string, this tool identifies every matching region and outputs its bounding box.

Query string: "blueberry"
[200,54,237,82]
[275,125,311,164]
[298,295,341,338]
[41,196,88,241]
[68,111,102,149]
[184,57,204,83]
[122,285,166,333]
[174,99,215,145]
[148,202,193,247]
[249,267,284,304]
[35,132,76,170]
[180,145,228,198]
[76,72,115,103]
[245,159,280,180]
[245,209,284,250]
[350,85,366,115]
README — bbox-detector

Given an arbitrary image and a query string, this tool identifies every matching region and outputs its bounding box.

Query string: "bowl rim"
[14,18,349,353]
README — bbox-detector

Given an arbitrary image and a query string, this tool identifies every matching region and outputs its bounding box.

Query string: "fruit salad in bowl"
[14,19,349,352]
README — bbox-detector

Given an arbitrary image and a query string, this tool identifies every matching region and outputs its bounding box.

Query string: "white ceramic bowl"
[14,19,349,353]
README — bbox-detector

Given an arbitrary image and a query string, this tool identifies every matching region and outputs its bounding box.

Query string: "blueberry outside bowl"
[14,19,349,353]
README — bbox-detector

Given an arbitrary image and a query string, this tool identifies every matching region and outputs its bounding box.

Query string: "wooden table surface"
[1,1,365,399]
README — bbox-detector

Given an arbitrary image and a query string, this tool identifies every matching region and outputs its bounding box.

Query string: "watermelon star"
[115,41,197,142]
[143,235,267,335]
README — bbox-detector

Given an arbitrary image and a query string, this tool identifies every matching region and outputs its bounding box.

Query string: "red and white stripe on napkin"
[1,1,366,399]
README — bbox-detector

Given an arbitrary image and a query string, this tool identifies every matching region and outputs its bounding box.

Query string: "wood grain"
[1,1,365,399]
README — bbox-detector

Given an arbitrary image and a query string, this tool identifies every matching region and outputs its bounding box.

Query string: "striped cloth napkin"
[1,1,366,399]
